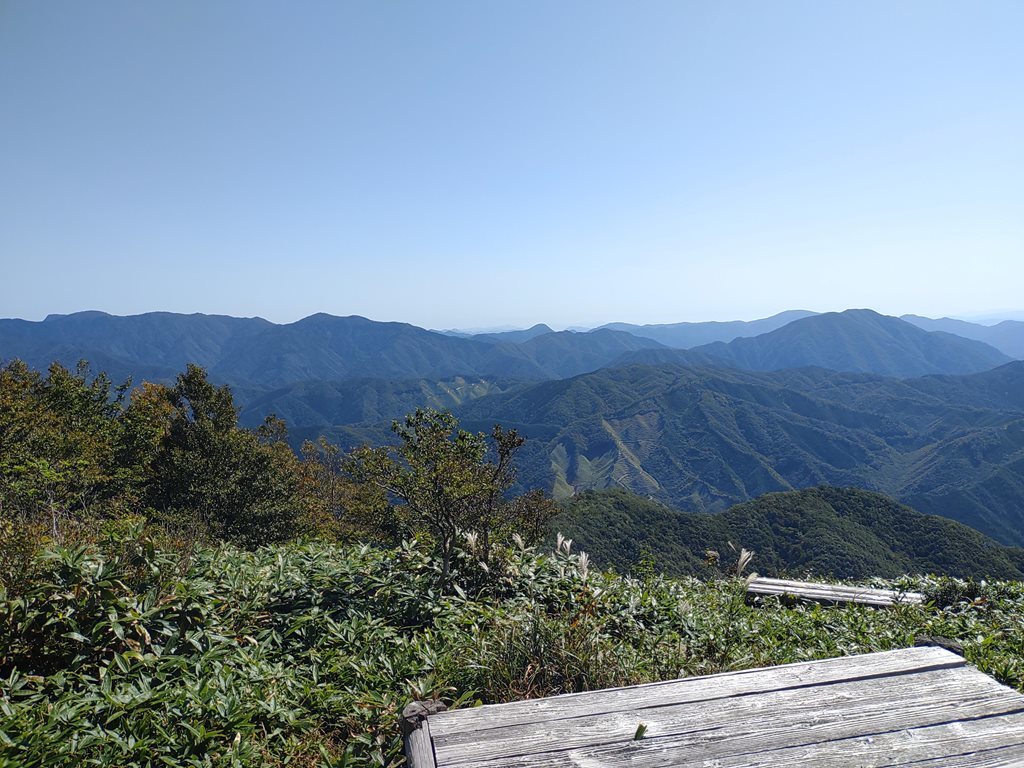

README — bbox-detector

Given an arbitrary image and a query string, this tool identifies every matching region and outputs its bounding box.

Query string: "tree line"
[0,360,555,590]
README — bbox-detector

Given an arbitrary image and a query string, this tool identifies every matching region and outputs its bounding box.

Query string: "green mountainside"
[620,309,1010,377]
[459,361,1024,545]
[555,486,1024,580]
[235,375,525,429]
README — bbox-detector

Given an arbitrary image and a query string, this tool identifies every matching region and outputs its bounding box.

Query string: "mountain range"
[597,309,818,348]
[4,307,1024,548]
[3,309,1017,391]
[616,309,1011,377]
[0,312,664,388]
[457,360,1024,546]
[901,315,1024,359]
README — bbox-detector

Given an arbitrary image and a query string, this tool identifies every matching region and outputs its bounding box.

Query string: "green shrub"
[1,535,1022,767]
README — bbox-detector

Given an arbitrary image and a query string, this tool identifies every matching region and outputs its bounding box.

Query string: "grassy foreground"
[1,530,1023,767]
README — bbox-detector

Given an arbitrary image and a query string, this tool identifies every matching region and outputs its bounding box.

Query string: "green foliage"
[0,360,132,526]
[2,535,1022,767]
[146,365,304,548]
[346,409,556,585]
[0,361,312,570]
[0,360,144,590]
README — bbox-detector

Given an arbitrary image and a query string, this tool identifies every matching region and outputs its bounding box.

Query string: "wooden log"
[747,587,911,605]
[747,577,925,606]
[401,700,446,768]
[748,576,925,602]
[747,587,898,607]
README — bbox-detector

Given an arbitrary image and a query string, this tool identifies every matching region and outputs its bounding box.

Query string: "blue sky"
[2,1,1021,328]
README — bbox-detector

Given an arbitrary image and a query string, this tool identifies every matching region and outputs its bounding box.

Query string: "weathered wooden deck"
[404,647,1024,767]
[746,576,926,607]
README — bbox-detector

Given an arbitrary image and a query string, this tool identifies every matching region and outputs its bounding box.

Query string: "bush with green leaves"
[1,528,1022,767]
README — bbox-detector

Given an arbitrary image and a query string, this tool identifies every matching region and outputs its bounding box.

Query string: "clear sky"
[2,1,1022,329]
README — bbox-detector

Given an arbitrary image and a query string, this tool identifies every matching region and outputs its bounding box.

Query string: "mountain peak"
[43,310,112,322]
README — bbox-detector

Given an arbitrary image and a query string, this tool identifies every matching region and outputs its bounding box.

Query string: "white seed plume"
[578,552,590,582]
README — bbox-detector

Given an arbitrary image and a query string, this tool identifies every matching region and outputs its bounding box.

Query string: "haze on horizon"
[2,1,1022,329]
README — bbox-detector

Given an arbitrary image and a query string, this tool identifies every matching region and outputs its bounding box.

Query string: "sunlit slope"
[461,361,1024,545]
[555,486,1024,580]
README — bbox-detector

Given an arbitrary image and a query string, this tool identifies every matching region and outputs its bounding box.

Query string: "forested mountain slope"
[555,486,1024,580]
[235,375,526,429]
[459,361,1024,545]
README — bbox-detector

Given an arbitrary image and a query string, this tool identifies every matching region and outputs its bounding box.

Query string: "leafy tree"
[346,409,556,585]
[145,364,302,548]
[0,360,131,534]
[296,437,389,541]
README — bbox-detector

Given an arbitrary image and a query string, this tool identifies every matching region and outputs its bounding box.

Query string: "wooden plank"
[751,576,921,592]
[749,577,925,602]
[746,586,912,604]
[433,664,1020,765]
[448,711,1024,768]
[749,591,895,608]
[442,667,1024,767]
[427,646,961,738]
[747,582,922,604]
[405,719,437,768]
[747,577,925,606]
[401,700,445,768]
[683,711,1024,767]
[747,586,901,607]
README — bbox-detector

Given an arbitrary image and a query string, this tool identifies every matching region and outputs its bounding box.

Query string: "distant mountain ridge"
[902,314,1024,359]
[470,324,556,344]
[0,311,273,385]
[0,311,665,388]
[598,310,818,348]
[618,309,1011,377]
[1,309,1011,391]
